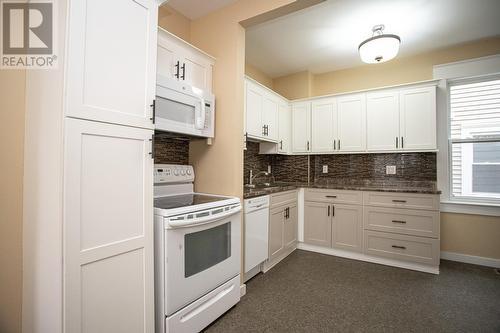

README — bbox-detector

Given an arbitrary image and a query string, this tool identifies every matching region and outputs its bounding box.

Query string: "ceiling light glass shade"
[358,33,401,64]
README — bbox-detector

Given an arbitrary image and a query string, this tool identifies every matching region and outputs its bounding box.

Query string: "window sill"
[440,200,500,217]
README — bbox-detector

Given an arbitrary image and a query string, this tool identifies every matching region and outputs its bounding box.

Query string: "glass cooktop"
[154,194,228,210]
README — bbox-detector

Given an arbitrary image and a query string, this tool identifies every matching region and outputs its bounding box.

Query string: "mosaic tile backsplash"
[243,142,436,185]
[154,135,190,165]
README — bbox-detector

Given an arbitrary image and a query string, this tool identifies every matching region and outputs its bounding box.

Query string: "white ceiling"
[246,0,500,78]
[165,0,238,20]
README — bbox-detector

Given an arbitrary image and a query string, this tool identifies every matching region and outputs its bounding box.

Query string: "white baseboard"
[297,243,440,275]
[440,251,500,268]
[240,283,246,297]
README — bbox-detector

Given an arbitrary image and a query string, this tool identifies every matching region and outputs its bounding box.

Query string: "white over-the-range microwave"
[155,74,215,138]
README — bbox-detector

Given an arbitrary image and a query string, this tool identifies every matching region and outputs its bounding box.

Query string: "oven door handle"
[167,205,242,228]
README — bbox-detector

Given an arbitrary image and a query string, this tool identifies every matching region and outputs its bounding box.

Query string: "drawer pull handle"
[392,220,407,224]
[326,195,337,198]
[392,199,407,203]
[391,245,406,250]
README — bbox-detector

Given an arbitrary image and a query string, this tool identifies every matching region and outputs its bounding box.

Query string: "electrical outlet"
[322,165,328,173]
[386,165,396,175]
[268,165,271,173]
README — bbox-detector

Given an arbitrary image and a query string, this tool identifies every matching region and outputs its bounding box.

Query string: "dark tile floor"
[204,250,500,333]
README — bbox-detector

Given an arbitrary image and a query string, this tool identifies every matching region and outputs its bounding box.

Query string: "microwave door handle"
[195,97,206,130]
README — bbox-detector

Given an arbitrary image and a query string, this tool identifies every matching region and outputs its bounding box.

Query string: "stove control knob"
[187,169,192,175]
[174,169,179,176]
[181,169,186,176]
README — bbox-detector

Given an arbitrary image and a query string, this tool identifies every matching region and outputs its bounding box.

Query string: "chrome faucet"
[248,170,274,187]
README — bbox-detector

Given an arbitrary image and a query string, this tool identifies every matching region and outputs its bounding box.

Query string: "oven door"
[164,210,241,316]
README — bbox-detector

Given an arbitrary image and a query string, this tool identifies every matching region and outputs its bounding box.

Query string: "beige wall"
[245,62,274,89]
[0,70,25,333]
[441,213,500,259]
[188,0,299,198]
[158,4,191,41]
[273,70,312,99]
[313,36,500,96]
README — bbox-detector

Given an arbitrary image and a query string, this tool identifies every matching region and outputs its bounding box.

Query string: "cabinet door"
[262,94,279,142]
[304,201,331,247]
[66,0,157,129]
[278,103,291,153]
[400,86,437,150]
[311,98,337,152]
[366,91,400,151]
[182,52,213,92]
[64,118,154,333]
[292,102,311,153]
[245,81,264,138]
[269,207,285,261]
[157,29,182,82]
[337,94,366,152]
[284,205,298,248]
[332,204,363,252]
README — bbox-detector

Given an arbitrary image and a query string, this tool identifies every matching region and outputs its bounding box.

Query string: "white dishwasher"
[244,195,269,282]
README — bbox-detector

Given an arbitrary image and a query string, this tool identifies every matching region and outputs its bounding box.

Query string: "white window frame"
[434,54,500,216]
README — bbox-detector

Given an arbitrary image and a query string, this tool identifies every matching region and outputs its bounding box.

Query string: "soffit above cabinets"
[246,0,500,78]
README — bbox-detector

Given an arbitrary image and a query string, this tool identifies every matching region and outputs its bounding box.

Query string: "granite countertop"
[243,180,441,199]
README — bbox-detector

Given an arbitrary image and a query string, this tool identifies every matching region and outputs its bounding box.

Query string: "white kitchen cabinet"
[245,80,264,138]
[304,201,332,247]
[311,98,337,152]
[64,118,154,333]
[366,91,400,151]
[278,102,292,153]
[157,28,214,93]
[400,86,437,150]
[261,101,291,154]
[262,94,279,141]
[292,102,312,153]
[337,94,366,152]
[245,78,278,142]
[65,0,158,129]
[269,206,285,262]
[332,204,363,252]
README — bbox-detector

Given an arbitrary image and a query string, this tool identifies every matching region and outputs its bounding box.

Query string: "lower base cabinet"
[304,200,362,252]
[267,191,298,265]
[304,189,440,272]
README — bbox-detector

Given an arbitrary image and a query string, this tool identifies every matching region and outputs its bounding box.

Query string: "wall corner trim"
[440,251,500,268]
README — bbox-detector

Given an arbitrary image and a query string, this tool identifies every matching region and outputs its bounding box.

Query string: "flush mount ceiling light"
[358,24,401,64]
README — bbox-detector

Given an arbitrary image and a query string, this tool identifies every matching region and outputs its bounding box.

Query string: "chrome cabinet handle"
[338,139,341,150]
[392,199,407,203]
[174,61,180,78]
[325,195,337,198]
[392,220,407,224]
[327,205,330,216]
[332,205,335,217]
[334,140,336,150]
[401,136,404,148]
[392,245,406,250]
[280,140,283,150]
[396,137,398,148]
[307,141,310,151]
[180,63,186,80]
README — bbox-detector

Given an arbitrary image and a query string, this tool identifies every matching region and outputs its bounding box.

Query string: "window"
[449,78,500,203]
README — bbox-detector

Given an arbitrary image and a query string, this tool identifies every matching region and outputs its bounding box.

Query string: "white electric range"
[153,164,242,333]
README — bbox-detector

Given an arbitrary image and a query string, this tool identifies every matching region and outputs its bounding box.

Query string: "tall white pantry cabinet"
[23,0,158,332]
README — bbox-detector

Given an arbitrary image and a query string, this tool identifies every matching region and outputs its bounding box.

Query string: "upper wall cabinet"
[366,90,400,151]
[337,94,367,152]
[366,86,437,151]
[65,0,158,129]
[245,78,279,143]
[292,102,312,153]
[311,98,337,152]
[399,86,437,150]
[157,28,214,93]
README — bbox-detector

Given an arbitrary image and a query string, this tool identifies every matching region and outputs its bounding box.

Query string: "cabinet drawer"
[364,231,440,266]
[270,190,297,208]
[363,192,439,210]
[305,189,362,205]
[363,207,439,238]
